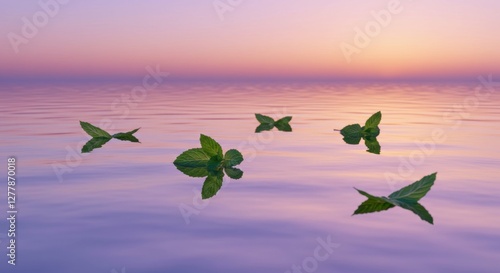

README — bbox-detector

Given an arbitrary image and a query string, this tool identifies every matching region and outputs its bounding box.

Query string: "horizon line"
[0,75,487,85]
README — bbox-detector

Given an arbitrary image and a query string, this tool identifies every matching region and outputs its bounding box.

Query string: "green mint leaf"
[81,137,111,153]
[365,111,382,128]
[255,115,293,132]
[275,122,292,132]
[362,126,380,137]
[343,135,362,145]
[123,128,139,135]
[388,173,437,202]
[256,123,274,133]
[255,114,275,124]
[201,172,224,199]
[224,167,243,180]
[224,149,244,167]
[200,134,223,158]
[340,124,363,138]
[275,116,293,132]
[354,195,434,224]
[174,136,245,199]
[80,121,112,138]
[173,148,211,167]
[207,155,224,171]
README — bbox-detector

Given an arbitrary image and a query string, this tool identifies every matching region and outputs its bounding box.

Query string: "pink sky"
[1,0,499,81]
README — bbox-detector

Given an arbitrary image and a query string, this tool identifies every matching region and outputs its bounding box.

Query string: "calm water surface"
[0,82,499,273]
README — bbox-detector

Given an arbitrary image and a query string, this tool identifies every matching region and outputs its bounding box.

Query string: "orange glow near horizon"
[1,1,499,80]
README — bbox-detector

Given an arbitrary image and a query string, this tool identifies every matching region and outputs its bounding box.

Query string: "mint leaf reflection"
[353,173,437,224]
[392,200,434,224]
[353,196,395,215]
[341,135,380,154]
[112,128,140,142]
[255,123,275,133]
[175,164,244,200]
[364,136,381,154]
[82,137,111,153]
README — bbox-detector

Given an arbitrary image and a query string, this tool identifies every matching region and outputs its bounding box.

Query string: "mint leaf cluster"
[353,173,437,224]
[255,114,293,132]
[340,111,381,138]
[174,134,244,199]
[338,112,382,154]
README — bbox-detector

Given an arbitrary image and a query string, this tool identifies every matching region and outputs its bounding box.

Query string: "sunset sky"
[1,0,499,81]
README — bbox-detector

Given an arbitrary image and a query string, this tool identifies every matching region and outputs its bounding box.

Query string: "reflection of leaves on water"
[112,128,140,142]
[391,200,434,224]
[353,173,437,224]
[353,195,395,215]
[256,123,274,133]
[80,121,140,153]
[337,112,382,154]
[364,136,381,154]
[341,135,380,154]
[255,114,293,133]
[174,134,244,200]
[82,137,112,153]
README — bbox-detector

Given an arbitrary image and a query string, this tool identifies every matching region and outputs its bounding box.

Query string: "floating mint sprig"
[255,114,293,132]
[80,121,140,153]
[336,112,382,154]
[338,111,381,138]
[353,173,437,224]
[174,134,244,199]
